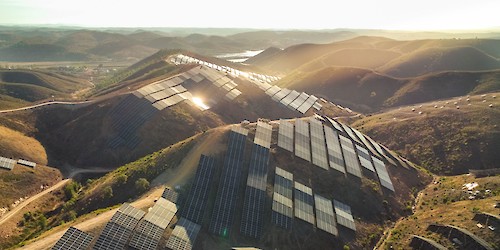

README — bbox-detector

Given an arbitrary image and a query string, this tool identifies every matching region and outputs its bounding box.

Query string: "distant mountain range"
[1,26,500,62]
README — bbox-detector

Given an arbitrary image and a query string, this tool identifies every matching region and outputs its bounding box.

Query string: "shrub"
[135,178,149,192]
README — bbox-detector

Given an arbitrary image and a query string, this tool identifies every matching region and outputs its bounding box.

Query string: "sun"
[192,97,209,110]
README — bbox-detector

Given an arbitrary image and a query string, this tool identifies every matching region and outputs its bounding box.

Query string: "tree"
[116,174,128,186]
[135,178,150,192]
[102,186,113,199]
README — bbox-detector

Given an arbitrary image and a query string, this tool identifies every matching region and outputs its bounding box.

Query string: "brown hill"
[352,92,500,175]
[380,46,500,78]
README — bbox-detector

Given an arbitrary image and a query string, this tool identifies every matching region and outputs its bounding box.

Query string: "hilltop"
[352,92,500,175]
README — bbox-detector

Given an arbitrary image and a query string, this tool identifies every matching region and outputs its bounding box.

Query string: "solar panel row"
[294,119,311,162]
[355,145,375,172]
[165,218,201,250]
[294,182,315,225]
[324,126,346,174]
[17,159,36,168]
[52,227,94,250]
[129,198,177,250]
[309,119,329,170]
[272,167,294,229]
[333,200,356,231]
[182,154,216,224]
[277,120,294,152]
[93,203,145,250]
[254,121,272,149]
[162,187,180,203]
[0,156,16,170]
[314,194,338,236]
[209,129,248,236]
[372,156,395,192]
[338,135,362,178]
[241,143,270,238]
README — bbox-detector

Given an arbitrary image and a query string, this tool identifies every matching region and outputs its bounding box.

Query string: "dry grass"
[0,125,47,165]
[380,174,500,249]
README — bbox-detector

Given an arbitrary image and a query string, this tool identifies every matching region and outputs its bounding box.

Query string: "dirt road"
[0,179,71,226]
[20,127,229,250]
[0,101,92,114]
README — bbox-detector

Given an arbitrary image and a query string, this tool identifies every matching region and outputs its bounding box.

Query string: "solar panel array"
[309,118,329,170]
[171,54,324,114]
[93,203,146,250]
[294,119,311,162]
[324,126,346,174]
[182,154,216,224]
[52,227,94,250]
[162,187,179,203]
[108,95,158,149]
[277,120,294,152]
[17,159,36,168]
[355,145,375,173]
[314,194,338,236]
[240,143,270,238]
[272,167,294,229]
[254,121,272,149]
[129,198,177,250]
[338,135,362,178]
[165,218,201,250]
[209,128,248,236]
[333,200,356,231]
[0,156,16,170]
[294,182,315,225]
[372,156,395,192]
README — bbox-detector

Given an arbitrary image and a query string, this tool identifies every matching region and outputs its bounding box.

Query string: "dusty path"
[0,101,92,114]
[20,127,229,250]
[0,179,71,226]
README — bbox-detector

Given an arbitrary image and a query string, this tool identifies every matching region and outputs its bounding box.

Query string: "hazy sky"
[1,0,499,30]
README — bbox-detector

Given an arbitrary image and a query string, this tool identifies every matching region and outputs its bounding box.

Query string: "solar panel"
[225,89,241,100]
[182,155,216,224]
[355,145,375,172]
[309,119,329,170]
[314,195,338,236]
[297,95,318,114]
[350,127,383,158]
[129,198,177,250]
[93,203,146,250]
[265,85,281,96]
[333,200,356,231]
[240,144,270,238]
[254,121,272,149]
[294,182,315,225]
[277,120,294,152]
[372,156,395,192]
[0,156,16,170]
[209,130,248,236]
[324,126,346,174]
[52,227,94,250]
[338,135,362,178]
[165,218,201,250]
[324,116,344,132]
[280,90,300,106]
[313,102,323,111]
[162,187,179,203]
[289,92,309,110]
[339,123,362,144]
[294,119,311,162]
[272,167,293,229]
[272,88,292,101]
[17,159,36,168]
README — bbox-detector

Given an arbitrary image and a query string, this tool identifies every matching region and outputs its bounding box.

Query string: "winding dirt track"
[20,127,228,250]
[0,101,92,114]
[0,179,71,227]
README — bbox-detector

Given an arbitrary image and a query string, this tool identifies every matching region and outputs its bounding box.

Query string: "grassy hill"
[0,70,92,108]
[352,92,500,175]
[379,174,499,249]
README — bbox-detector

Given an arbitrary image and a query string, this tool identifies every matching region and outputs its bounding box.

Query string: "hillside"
[380,174,499,249]
[16,119,431,250]
[352,92,500,175]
